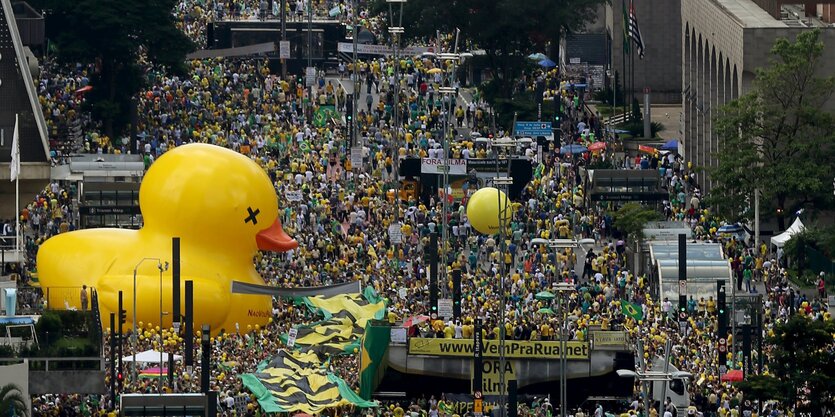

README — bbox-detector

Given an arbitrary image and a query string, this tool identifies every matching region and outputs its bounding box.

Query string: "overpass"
[376,331,635,409]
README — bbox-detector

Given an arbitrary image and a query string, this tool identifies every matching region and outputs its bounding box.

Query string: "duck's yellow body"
[37,144,297,335]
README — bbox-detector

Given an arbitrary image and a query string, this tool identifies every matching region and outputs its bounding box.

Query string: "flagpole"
[630,0,635,119]
[621,0,628,122]
[14,114,20,263]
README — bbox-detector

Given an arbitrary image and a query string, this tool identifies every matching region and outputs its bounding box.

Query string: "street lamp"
[552,281,574,417]
[493,172,514,417]
[132,258,168,381]
[616,339,692,416]
[386,0,406,229]
[431,32,472,299]
[530,237,595,284]
[158,259,170,394]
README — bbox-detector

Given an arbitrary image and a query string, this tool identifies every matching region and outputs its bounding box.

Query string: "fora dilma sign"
[420,158,467,175]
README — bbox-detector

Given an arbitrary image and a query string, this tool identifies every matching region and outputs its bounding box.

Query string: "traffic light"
[717,281,727,337]
[453,269,462,319]
[346,94,354,121]
[117,372,124,389]
[117,291,125,334]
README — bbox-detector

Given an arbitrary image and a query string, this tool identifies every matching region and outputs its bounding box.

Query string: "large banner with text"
[408,338,590,360]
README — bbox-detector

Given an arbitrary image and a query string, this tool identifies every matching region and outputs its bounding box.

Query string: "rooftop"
[713,0,789,28]
[713,0,835,28]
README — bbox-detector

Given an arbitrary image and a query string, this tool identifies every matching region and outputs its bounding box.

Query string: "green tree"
[710,29,835,229]
[373,0,605,100]
[0,383,28,417]
[736,316,835,417]
[32,0,194,140]
[612,202,662,241]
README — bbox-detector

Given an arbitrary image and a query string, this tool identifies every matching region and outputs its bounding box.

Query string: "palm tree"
[0,383,28,417]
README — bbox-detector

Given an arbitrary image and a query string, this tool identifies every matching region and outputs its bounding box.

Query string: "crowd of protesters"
[6,4,832,417]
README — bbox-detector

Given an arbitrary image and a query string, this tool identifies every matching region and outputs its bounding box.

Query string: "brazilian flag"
[313,105,338,128]
[621,301,644,321]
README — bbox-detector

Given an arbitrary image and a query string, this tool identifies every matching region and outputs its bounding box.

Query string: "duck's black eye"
[244,206,260,225]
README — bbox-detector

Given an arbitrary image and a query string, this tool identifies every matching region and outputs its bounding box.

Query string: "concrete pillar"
[695,35,703,182]
[709,49,717,190]
[699,37,708,188]
[683,25,692,161]
[702,46,716,189]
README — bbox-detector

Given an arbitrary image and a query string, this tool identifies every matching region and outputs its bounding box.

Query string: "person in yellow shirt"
[443,324,454,338]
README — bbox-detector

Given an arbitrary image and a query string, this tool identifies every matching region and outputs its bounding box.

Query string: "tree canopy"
[710,29,835,228]
[736,316,835,416]
[612,202,662,241]
[373,0,605,99]
[32,0,195,139]
[0,384,28,417]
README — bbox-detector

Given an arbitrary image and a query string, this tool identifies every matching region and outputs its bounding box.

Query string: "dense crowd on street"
[6,2,832,417]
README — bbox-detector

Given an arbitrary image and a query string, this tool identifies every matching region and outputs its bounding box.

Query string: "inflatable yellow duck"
[37,144,297,334]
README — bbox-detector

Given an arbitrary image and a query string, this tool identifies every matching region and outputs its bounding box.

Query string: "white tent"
[770,217,805,248]
[122,349,183,363]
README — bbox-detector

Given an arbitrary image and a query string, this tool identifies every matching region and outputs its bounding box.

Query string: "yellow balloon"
[466,187,512,234]
[35,144,299,336]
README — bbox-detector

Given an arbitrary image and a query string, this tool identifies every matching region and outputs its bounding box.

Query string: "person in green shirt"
[743,268,753,293]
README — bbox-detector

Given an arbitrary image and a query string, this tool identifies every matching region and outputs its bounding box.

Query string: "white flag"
[10,113,19,182]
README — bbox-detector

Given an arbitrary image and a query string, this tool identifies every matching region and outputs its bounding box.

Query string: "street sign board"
[514,121,553,137]
[279,41,290,59]
[337,42,431,56]
[438,298,453,319]
[305,67,316,87]
[350,147,363,169]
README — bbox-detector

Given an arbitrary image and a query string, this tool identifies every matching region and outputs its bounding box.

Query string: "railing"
[14,286,43,315]
[0,357,105,371]
[90,288,104,355]
[45,286,90,311]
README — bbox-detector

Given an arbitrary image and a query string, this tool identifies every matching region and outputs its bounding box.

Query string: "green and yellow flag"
[621,301,644,321]
[359,323,391,399]
[243,288,387,413]
[241,350,376,414]
[313,105,338,127]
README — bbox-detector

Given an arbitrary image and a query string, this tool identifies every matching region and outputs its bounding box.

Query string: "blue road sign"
[514,121,553,137]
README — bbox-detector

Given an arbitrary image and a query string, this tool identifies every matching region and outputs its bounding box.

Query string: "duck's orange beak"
[256,218,298,252]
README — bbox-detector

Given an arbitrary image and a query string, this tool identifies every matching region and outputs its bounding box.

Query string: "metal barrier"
[45,286,92,311]
[15,286,43,315]
[0,357,104,371]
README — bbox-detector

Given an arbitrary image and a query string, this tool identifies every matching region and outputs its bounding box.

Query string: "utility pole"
[387,0,406,225]
[280,0,287,77]
[351,0,359,148]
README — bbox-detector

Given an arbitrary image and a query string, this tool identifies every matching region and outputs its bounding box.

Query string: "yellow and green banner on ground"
[241,287,389,413]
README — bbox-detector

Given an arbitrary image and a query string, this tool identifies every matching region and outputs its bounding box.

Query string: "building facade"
[681,0,835,191]
[606,0,682,104]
